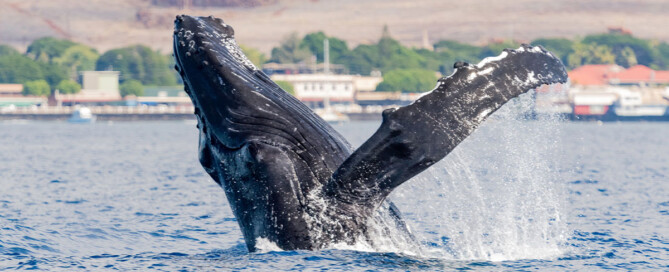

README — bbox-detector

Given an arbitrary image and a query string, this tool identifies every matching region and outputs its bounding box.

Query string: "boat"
[613,90,668,117]
[613,104,667,117]
[68,107,97,123]
[315,108,350,123]
[314,97,349,123]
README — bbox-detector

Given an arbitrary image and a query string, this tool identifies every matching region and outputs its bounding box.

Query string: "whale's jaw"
[173,15,568,252]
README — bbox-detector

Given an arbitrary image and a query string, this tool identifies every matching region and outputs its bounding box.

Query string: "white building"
[57,71,122,105]
[81,71,120,93]
[270,74,382,107]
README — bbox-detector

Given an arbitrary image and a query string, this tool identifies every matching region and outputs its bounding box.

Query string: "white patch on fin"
[479,67,494,76]
[526,71,538,84]
[476,51,508,68]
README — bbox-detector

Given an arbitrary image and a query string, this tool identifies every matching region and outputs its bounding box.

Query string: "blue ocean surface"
[0,118,667,271]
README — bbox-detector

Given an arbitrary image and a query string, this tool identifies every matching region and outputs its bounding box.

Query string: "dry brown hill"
[1,0,668,54]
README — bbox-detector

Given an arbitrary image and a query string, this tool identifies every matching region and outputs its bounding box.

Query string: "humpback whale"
[173,15,568,252]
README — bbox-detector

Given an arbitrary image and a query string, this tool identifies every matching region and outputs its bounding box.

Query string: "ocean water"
[0,115,667,270]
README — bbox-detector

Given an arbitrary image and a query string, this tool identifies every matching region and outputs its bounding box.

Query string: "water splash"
[390,87,570,261]
[255,238,283,253]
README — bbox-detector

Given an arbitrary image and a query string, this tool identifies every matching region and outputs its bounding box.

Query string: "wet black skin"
[173,15,568,252]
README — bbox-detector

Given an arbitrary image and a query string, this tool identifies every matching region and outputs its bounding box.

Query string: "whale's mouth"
[171,16,243,176]
[172,16,219,135]
[172,16,216,174]
[172,15,253,146]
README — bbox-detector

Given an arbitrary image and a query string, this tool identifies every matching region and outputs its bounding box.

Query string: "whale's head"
[173,15,256,91]
[173,15,248,176]
[174,15,281,171]
[173,15,349,175]
[172,15,260,125]
[173,14,351,191]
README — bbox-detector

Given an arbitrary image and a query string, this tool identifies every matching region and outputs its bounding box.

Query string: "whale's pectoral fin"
[325,45,568,207]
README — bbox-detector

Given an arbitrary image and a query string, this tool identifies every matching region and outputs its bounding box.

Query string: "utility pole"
[324,38,330,74]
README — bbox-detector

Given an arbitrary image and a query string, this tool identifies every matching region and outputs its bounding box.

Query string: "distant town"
[1,27,669,122]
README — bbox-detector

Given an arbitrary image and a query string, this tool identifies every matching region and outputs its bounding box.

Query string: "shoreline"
[3,112,669,122]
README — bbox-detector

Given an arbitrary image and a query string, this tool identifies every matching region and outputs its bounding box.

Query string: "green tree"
[56,79,81,94]
[433,40,482,60]
[274,80,294,95]
[375,69,438,93]
[582,33,655,67]
[299,32,350,64]
[41,63,69,88]
[26,37,76,63]
[22,80,51,96]
[479,40,520,59]
[657,42,669,69]
[619,47,638,67]
[531,38,574,64]
[96,45,176,85]
[97,46,145,82]
[54,45,100,79]
[376,35,425,72]
[432,40,483,75]
[567,42,616,69]
[0,45,20,56]
[24,38,102,86]
[137,46,176,86]
[413,48,442,72]
[269,32,312,63]
[340,44,378,75]
[0,54,44,83]
[339,27,427,75]
[120,79,144,97]
[240,44,267,67]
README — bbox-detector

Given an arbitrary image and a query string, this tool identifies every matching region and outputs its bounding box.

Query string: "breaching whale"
[173,15,568,252]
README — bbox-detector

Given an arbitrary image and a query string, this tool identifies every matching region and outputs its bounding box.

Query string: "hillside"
[1,0,668,54]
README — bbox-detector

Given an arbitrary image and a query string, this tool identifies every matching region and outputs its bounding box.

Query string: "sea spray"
[389,86,570,260]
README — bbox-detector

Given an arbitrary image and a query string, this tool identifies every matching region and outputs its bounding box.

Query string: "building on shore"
[610,65,669,86]
[568,64,625,86]
[269,73,383,108]
[354,91,421,106]
[262,62,347,76]
[53,71,123,106]
[565,64,669,119]
[133,86,191,106]
[0,84,23,97]
[569,64,669,87]
[0,84,47,107]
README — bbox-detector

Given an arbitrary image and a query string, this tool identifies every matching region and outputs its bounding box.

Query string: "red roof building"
[568,64,669,86]
[567,64,624,86]
[609,65,669,85]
